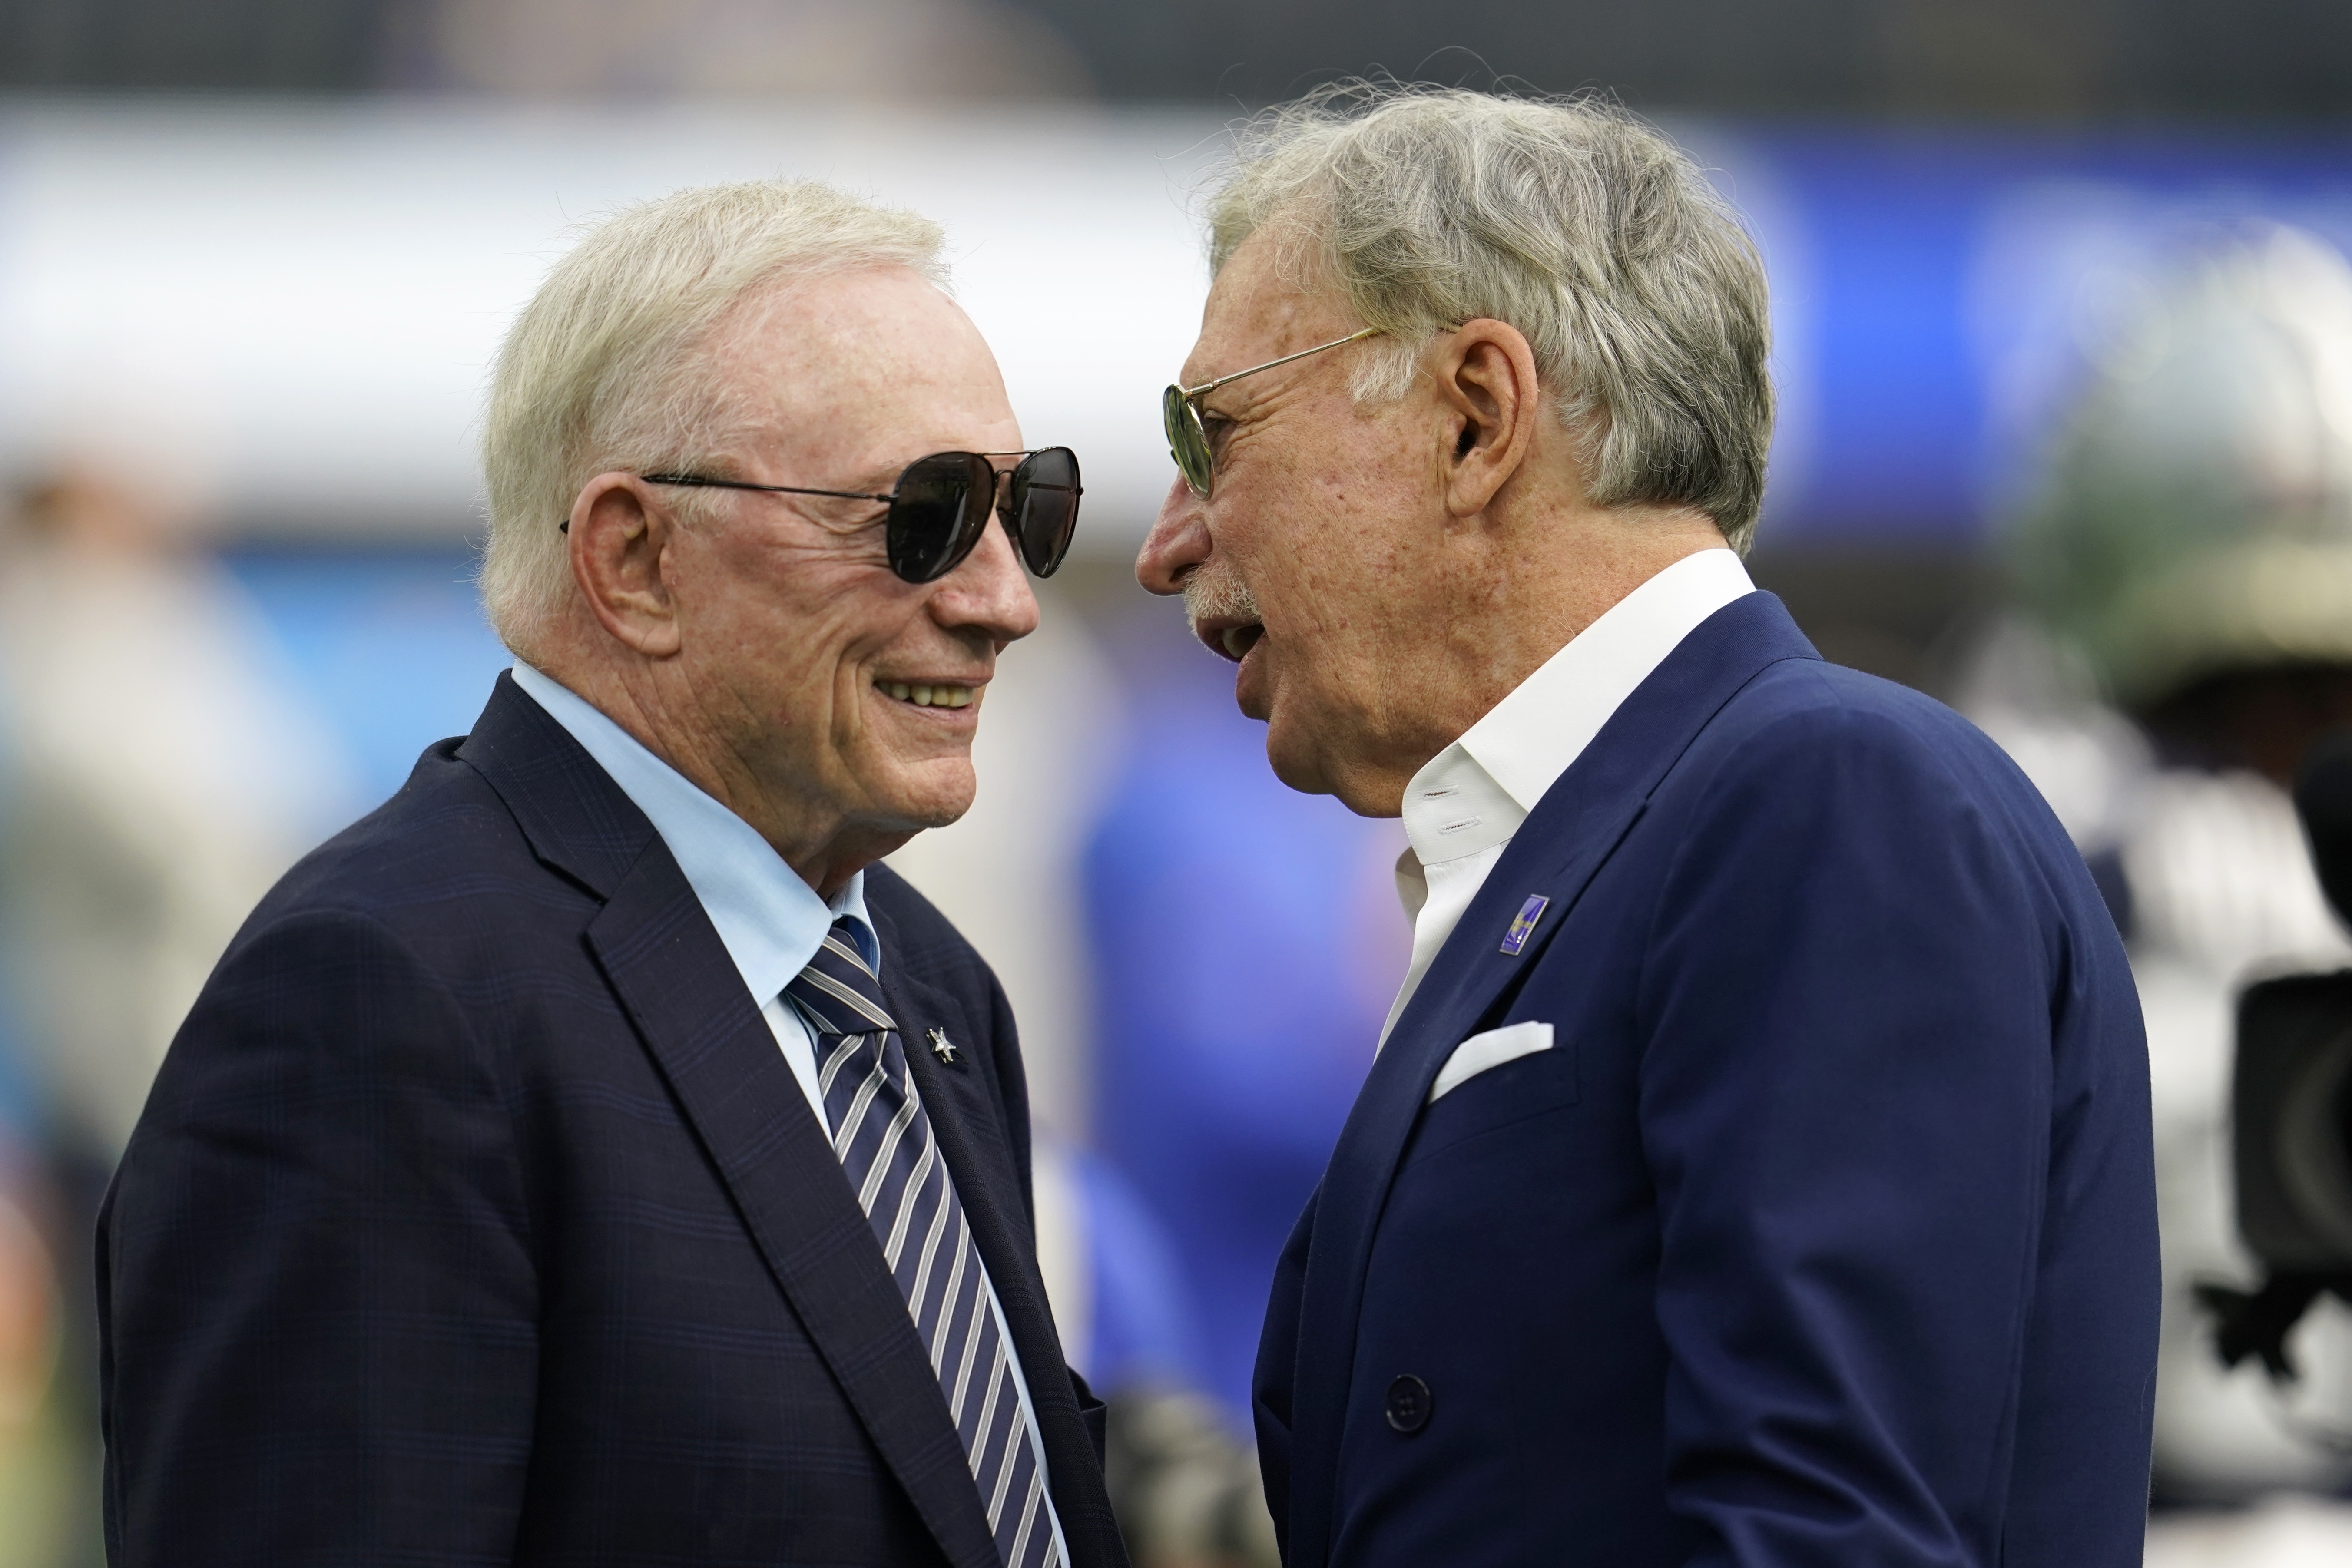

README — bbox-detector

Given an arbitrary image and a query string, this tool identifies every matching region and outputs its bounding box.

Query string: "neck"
[1359,501,1729,811]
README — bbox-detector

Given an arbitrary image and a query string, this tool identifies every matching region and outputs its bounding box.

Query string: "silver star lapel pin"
[925,1027,960,1065]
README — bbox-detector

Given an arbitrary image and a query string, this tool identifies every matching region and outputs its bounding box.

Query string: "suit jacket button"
[1385,1374,1432,1434]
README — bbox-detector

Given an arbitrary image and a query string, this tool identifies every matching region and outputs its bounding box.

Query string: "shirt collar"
[508,662,875,1003]
[1400,548,1756,870]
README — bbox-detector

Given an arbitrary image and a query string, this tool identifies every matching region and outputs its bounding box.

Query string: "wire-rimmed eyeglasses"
[1161,327,1380,499]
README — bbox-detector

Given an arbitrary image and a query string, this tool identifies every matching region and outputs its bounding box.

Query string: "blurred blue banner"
[1732,128,2352,544]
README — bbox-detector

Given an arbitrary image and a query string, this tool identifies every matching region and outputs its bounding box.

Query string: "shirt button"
[1384,1374,1433,1434]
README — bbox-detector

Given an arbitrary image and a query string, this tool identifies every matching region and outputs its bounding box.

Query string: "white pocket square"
[1428,1021,1555,1104]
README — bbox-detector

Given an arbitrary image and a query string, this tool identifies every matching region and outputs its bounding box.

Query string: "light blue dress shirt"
[508,663,1066,1555]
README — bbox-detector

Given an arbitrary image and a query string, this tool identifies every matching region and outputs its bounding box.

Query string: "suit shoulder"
[1663,656,2083,867]
[1702,658,2028,792]
[239,736,557,946]
[1734,656,1983,742]
[1654,657,2112,927]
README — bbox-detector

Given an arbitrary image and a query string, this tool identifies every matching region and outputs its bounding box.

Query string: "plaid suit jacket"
[98,672,1126,1568]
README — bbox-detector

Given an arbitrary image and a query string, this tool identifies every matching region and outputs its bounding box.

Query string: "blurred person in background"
[98,180,1122,1568]
[0,446,356,1568]
[1076,630,1398,1568]
[1977,221,2352,1543]
[0,460,354,1165]
[1082,649,1402,1424]
[1139,86,2160,1567]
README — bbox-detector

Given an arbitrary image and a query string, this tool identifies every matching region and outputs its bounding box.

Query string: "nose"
[1136,473,1210,597]
[930,506,1039,646]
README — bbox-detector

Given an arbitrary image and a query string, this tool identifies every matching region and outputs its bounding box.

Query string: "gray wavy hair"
[1207,85,1773,552]
[479,179,948,659]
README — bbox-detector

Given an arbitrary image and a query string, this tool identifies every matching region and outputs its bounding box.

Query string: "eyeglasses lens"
[888,452,994,583]
[1163,385,1213,498]
[1008,447,1082,578]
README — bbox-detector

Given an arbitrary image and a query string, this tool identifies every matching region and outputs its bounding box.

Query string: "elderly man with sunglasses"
[1143,89,2159,1568]
[99,181,1120,1568]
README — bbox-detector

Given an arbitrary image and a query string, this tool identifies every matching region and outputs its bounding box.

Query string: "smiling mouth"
[877,680,974,709]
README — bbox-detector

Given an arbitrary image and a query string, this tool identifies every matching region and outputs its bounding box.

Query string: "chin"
[868,758,978,832]
[1263,704,1400,817]
[1262,718,1341,802]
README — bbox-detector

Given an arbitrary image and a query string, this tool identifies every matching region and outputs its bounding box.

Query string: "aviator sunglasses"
[1163,326,1380,498]
[565,447,1083,584]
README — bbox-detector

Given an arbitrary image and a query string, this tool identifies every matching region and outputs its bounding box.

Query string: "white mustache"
[1182,566,1260,641]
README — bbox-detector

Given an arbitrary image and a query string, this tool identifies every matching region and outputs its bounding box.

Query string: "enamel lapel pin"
[1500,894,1550,957]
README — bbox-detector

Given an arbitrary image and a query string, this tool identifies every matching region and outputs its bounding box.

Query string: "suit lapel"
[1282,592,1821,1568]
[586,850,1004,1568]
[878,926,1127,1568]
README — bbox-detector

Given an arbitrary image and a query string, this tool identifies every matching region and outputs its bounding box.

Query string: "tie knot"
[783,919,896,1038]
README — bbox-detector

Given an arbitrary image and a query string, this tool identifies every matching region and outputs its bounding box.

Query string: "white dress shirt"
[510,663,1067,1556]
[1382,549,1758,1044]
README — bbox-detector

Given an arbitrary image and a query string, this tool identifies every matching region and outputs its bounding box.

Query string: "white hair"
[479,179,948,657]
[1207,84,1774,551]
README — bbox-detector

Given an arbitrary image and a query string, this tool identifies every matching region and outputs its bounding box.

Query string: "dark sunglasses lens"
[887,453,992,582]
[1163,385,1212,497]
[1008,447,1082,577]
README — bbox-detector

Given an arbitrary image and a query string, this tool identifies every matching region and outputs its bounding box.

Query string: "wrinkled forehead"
[706,267,1017,470]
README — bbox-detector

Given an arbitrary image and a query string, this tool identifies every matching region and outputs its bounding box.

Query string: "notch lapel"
[587,847,1003,1568]
[1281,593,1820,1568]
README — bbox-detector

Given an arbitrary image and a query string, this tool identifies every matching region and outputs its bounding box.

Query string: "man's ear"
[1432,319,1543,519]
[568,472,683,658]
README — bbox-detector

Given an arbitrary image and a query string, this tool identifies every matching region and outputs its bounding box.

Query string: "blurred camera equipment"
[2200,731,2352,1381]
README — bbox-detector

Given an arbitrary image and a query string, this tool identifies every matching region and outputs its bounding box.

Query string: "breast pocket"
[1402,1029,1581,1171]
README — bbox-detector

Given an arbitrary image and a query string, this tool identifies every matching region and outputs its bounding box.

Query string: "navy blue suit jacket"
[1252,594,2159,1568]
[99,673,1127,1568]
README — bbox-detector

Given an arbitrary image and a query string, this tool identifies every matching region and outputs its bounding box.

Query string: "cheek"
[1262,515,1410,660]
[680,587,904,740]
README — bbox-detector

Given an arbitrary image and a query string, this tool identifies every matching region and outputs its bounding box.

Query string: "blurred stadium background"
[3,3,2352,1565]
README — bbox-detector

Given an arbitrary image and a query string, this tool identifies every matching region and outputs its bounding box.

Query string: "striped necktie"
[785,920,1062,1568]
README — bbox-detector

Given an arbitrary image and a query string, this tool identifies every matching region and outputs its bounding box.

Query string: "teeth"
[877,681,973,708]
[1221,625,1261,660]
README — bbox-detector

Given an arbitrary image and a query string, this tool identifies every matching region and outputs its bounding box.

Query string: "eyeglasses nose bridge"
[985,450,1046,522]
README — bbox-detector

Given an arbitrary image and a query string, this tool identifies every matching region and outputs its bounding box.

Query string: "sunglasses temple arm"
[643,473,893,503]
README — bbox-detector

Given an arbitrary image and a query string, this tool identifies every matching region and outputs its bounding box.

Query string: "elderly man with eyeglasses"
[1141,88,2160,1568]
[99,180,1123,1568]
